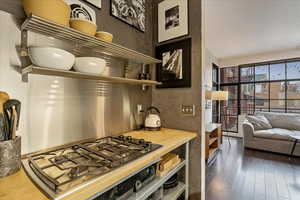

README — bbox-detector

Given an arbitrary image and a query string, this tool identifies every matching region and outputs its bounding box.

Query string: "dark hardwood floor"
[206,137,300,200]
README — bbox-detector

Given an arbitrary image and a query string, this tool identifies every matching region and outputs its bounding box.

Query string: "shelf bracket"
[20,30,30,82]
[22,73,29,82]
[123,61,130,78]
[20,30,29,57]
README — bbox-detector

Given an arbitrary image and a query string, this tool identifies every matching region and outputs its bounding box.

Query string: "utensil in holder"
[0,136,21,178]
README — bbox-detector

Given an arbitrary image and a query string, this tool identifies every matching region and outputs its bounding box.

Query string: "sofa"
[243,112,300,156]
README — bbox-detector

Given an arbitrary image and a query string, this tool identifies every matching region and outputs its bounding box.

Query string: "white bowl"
[29,47,75,70]
[74,57,106,75]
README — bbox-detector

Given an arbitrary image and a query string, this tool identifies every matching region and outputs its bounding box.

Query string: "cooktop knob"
[138,139,145,144]
[126,136,132,141]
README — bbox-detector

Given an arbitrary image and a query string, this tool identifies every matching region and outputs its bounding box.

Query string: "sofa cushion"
[254,128,300,141]
[256,112,300,131]
[246,115,272,130]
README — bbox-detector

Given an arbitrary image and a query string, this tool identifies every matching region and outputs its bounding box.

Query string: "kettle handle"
[147,106,160,114]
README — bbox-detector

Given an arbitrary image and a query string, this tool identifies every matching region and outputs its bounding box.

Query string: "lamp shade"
[205,91,213,100]
[205,91,228,101]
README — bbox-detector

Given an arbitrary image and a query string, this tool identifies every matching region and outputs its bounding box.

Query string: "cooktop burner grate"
[27,136,161,193]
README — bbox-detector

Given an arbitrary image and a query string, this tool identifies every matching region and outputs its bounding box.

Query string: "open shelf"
[163,182,185,200]
[21,15,161,65]
[209,137,218,146]
[128,160,186,200]
[22,65,162,85]
[209,147,218,156]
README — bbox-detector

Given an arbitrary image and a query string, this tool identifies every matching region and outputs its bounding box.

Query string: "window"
[255,65,269,81]
[240,100,254,115]
[220,67,238,83]
[240,67,254,82]
[222,85,238,99]
[240,84,254,99]
[255,83,269,112]
[220,85,238,132]
[270,63,285,80]
[255,99,269,112]
[240,83,254,115]
[270,100,285,112]
[270,82,285,99]
[287,81,300,99]
[212,64,219,88]
[287,100,300,113]
[255,83,269,98]
[220,58,300,133]
[222,116,238,132]
[287,61,300,80]
[287,81,300,113]
[220,99,238,115]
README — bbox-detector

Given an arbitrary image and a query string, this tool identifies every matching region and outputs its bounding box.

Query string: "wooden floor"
[206,137,300,200]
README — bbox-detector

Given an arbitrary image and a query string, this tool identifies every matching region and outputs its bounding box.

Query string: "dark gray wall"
[0,0,154,148]
[0,0,154,116]
[0,0,24,18]
[0,0,154,55]
[152,0,202,199]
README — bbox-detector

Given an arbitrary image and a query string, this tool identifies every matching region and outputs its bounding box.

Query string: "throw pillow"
[246,115,272,130]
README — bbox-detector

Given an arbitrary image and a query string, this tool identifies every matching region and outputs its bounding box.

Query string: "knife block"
[0,136,21,178]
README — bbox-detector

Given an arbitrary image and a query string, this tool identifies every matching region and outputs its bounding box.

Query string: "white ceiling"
[204,0,300,59]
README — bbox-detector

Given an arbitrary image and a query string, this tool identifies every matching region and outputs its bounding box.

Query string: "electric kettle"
[145,107,161,131]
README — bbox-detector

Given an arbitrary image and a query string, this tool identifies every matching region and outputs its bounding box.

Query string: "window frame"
[220,58,300,133]
[212,64,220,123]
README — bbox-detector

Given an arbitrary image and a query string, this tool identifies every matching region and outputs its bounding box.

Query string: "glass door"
[220,67,239,134]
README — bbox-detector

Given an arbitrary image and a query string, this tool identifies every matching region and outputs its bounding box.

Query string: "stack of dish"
[68,20,114,42]
[70,19,97,36]
[29,47,106,75]
[21,0,114,42]
[95,32,114,42]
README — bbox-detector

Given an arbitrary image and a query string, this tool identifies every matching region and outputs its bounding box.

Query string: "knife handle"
[0,91,10,141]
[0,114,9,141]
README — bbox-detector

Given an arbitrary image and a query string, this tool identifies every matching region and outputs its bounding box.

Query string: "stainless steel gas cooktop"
[22,136,162,200]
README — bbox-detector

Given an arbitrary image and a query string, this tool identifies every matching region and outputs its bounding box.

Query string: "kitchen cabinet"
[0,128,196,200]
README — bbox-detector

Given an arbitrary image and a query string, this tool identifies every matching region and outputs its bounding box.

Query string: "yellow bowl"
[22,0,70,27]
[70,19,97,36]
[95,31,114,42]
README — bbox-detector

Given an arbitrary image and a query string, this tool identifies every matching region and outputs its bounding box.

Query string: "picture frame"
[158,0,189,43]
[83,0,101,9]
[156,38,191,88]
[65,0,97,24]
[110,0,146,32]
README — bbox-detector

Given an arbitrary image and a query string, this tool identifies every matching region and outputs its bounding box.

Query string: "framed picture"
[158,0,189,43]
[65,0,97,24]
[83,0,101,9]
[156,38,191,88]
[110,0,146,32]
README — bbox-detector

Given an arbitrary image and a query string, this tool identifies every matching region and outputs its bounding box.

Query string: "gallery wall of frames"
[155,0,190,89]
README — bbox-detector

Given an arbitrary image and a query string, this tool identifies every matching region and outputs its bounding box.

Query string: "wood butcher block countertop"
[0,128,197,200]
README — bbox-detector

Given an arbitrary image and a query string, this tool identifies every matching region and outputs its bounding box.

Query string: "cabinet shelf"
[209,147,218,156]
[208,137,218,146]
[21,15,161,65]
[128,160,186,200]
[22,65,162,85]
[163,182,185,200]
